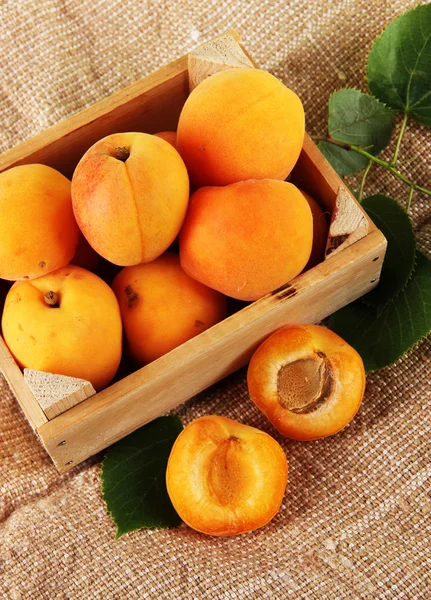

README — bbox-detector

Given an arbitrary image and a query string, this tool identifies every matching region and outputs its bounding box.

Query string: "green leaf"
[101,416,183,539]
[367,4,431,125]
[361,195,416,312]
[329,251,431,372]
[318,89,395,175]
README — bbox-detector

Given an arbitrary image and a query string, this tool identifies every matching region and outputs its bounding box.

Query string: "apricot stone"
[247,325,366,440]
[177,68,305,187]
[112,253,227,365]
[166,416,288,536]
[154,131,177,148]
[2,265,122,391]
[180,180,313,301]
[0,164,80,281]
[302,191,329,270]
[72,133,189,266]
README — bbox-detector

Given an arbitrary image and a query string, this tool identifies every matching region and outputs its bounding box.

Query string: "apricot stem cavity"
[277,353,333,414]
[114,146,130,162]
[44,291,59,307]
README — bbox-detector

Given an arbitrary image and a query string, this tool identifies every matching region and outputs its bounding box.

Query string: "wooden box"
[0,33,386,472]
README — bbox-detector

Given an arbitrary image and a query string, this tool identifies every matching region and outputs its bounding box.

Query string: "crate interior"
[0,57,336,395]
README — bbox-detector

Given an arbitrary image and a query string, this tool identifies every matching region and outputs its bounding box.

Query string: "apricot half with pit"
[247,325,365,440]
[166,415,288,536]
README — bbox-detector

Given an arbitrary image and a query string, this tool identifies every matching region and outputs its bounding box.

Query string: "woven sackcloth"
[1,1,430,598]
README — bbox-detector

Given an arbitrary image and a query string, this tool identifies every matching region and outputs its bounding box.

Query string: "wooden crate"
[0,32,387,472]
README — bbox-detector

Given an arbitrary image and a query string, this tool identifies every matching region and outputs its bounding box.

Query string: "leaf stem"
[407,186,414,213]
[358,160,372,203]
[315,136,431,197]
[391,112,408,165]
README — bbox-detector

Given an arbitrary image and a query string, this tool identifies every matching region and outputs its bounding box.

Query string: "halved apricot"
[247,325,365,440]
[166,415,288,536]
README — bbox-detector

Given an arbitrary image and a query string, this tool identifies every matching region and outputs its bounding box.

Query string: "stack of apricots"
[0,68,365,536]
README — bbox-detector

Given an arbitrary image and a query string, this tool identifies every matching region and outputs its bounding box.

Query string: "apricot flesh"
[179,180,313,301]
[177,68,305,187]
[166,416,288,536]
[247,325,366,440]
[112,253,227,365]
[1,265,122,391]
[71,132,189,266]
[0,164,80,281]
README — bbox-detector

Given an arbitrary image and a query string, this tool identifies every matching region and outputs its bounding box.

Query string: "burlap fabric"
[1,1,430,598]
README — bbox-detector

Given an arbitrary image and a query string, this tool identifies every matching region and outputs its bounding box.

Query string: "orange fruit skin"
[112,253,227,365]
[1,265,122,391]
[179,180,313,301]
[301,192,330,270]
[72,132,189,266]
[247,325,366,441]
[154,131,177,148]
[177,68,305,187]
[0,164,80,281]
[166,415,288,536]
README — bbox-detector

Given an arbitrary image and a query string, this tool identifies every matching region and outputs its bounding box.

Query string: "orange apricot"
[177,68,305,187]
[301,191,329,270]
[247,324,366,440]
[1,265,122,391]
[154,131,177,148]
[71,132,189,266]
[166,416,288,536]
[179,180,313,301]
[112,253,227,365]
[0,164,80,281]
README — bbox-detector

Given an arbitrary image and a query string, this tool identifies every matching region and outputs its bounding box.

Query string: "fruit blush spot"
[125,285,139,308]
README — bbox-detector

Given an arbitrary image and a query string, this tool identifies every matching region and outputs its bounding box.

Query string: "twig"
[407,186,414,213]
[314,136,431,197]
[358,160,372,203]
[392,112,408,165]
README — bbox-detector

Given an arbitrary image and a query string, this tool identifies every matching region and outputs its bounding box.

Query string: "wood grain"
[188,32,253,91]
[0,337,47,429]
[24,369,96,420]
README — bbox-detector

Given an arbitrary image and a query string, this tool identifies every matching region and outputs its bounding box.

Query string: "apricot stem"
[114,146,130,162]
[314,136,431,198]
[44,291,59,307]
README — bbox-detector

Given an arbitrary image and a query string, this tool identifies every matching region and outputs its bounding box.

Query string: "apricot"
[71,132,189,266]
[112,253,227,364]
[247,325,366,440]
[179,180,313,301]
[1,265,122,391]
[70,234,100,272]
[154,131,177,148]
[166,416,288,536]
[0,164,80,281]
[176,68,305,187]
[301,191,329,270]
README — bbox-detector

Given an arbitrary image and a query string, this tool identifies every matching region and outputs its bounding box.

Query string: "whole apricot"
[177,68,305,187]
[72,132,189,266]
[247,325,366,440]
[112,253,227,365]
[301,191,329,270]
[166,415,288,536]
[179,180,313,301]
[2,265,122,391]
[0,164,80,281]
[154,131,177,148]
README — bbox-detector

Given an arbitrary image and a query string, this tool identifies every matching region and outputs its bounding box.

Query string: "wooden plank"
[24,369,96,420]
[0,56,189,179]
[37,229,386,472]
[0,336,47,429]
[188,33,253,91]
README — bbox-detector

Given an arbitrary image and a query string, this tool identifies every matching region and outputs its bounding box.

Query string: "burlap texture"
[1,1,430,598]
